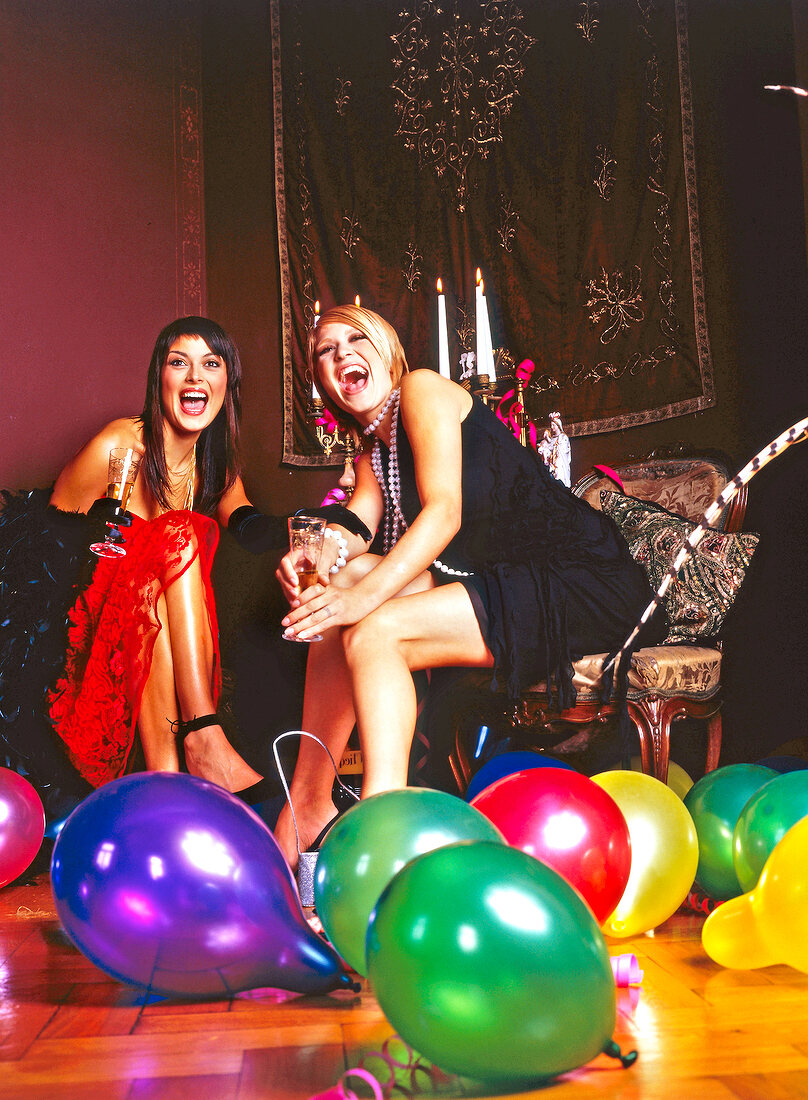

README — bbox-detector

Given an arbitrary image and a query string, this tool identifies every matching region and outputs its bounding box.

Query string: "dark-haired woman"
[45,317,283,792]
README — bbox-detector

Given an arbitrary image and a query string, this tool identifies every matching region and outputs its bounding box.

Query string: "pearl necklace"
[369,392,473,577]
[362,388,400,435]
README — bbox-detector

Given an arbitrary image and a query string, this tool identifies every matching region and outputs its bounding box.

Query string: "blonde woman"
[273,305,664,870]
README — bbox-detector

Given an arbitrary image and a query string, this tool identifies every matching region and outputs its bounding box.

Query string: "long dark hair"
[140,317,242,515]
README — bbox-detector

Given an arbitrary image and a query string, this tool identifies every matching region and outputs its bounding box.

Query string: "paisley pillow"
[601,490,759,643]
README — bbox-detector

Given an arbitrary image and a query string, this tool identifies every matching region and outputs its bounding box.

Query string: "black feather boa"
[0,489,94,821]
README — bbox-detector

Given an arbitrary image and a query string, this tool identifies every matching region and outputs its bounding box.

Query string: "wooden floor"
[2,876,808,1100]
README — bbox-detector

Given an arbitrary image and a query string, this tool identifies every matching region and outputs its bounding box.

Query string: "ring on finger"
[321,606,332,619]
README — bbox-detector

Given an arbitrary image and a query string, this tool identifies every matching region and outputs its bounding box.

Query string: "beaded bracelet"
[324,527,348,573]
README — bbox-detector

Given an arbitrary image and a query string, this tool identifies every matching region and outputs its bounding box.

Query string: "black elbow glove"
[228,506,289,554]
[295,504,373,543]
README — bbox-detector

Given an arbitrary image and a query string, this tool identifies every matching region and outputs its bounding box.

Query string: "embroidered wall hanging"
[272,0,715,465]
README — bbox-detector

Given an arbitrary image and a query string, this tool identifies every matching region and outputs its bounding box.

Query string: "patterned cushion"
[568,646,722,699]
[601,490,759,643]
[580,459,730,524]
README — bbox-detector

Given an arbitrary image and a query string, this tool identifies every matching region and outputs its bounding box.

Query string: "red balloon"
[0,768,45,888]
[471,769,631,923]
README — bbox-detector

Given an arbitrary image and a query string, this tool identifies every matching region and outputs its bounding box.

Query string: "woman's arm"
[276,452,383,603]
[216,477,254,527]
[283,370,469,630]
[350,370,467,606]
[49,418,141,513]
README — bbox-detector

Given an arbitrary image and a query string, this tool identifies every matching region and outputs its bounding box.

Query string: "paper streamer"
[309,1037,453,1100]
[495,359,539,448]
[310,1068,384,1100]
[603,416,808,675]
[592,464,625,491]
[611,954,644,986]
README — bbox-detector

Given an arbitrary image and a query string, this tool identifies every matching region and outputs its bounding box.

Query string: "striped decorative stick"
[602,416,808,676]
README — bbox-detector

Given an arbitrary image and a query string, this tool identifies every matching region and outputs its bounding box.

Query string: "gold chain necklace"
[165,442,196,512]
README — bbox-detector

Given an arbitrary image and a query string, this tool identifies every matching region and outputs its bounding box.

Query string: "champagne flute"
[89,447,142,558]
[283,515,327,642]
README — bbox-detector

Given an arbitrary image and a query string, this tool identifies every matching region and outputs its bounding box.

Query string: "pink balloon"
[471,768,631,923]
[0,768,45,887]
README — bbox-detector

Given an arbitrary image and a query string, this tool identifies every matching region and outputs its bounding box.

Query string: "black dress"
[389,395,666,707]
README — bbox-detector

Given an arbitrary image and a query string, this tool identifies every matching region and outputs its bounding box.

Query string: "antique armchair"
[448,449,753,792]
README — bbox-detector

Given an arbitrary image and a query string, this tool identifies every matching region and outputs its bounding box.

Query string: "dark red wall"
[0,0,203,488]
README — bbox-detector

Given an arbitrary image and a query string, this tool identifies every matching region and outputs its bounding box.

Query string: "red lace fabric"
[48,511,221,788]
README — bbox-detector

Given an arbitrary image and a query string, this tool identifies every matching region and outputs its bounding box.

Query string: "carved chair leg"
[627,694,671,785]
[705,710,722,773]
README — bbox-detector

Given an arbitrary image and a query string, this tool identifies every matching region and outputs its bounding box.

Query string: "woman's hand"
[280,580,374,642]
[275,533,340,607]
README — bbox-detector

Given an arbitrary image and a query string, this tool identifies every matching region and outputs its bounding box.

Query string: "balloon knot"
[603,1039,639,1069]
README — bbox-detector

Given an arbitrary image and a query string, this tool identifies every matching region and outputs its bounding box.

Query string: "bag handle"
[272,730,359,858]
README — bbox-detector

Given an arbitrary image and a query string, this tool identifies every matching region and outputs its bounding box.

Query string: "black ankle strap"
[170,713,218,739]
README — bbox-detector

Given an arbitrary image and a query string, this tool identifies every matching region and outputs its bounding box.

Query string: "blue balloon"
[51,773,353,999]
[755,755,808,773]
[465,751,573,802]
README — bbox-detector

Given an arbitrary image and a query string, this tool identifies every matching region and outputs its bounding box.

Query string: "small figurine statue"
[459,351,476,382]
[537,411,571,487]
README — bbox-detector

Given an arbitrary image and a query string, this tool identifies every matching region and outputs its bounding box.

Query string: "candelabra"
[306,393,357,493]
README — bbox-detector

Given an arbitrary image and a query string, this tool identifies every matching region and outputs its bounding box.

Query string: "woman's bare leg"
[166,553,261,790]
[137,551,261,791]
[344,583,493,795]
[273,554,434,870]
[137,594,181,772]
[271,622,357,868]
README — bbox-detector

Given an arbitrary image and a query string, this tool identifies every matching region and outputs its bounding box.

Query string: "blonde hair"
[306,305,409,436]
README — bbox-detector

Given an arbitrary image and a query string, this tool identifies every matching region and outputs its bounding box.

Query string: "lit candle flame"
[437,277,443,294]
[764,84,808,96]
[355,294,361,307]
[476,267,482,286]
[314,300,320,313]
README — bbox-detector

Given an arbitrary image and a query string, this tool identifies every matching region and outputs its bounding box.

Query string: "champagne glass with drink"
[283,515,327,642]
[89,447,142,558]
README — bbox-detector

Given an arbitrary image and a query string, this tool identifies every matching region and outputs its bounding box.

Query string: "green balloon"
[366,841,616,1084]
[314,788,504,975]
[683,765,777,900]
[733,771,808,892]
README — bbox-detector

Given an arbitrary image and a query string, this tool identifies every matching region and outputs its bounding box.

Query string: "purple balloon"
[51,773,352,999]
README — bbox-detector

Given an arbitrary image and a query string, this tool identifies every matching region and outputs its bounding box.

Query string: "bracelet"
[323,527,348,573]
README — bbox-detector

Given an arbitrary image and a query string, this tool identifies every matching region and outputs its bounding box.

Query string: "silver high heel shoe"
[272,731,359,907]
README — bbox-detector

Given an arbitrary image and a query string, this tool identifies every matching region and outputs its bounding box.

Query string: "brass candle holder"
[306,393,357,494]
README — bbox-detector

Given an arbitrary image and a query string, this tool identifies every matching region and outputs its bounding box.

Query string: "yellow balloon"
[628,756,694,800]
[702,893,776,970]
[754,816,808,974]
[591,770,699,938]
[702,817,808,974]
[607,757,695,799]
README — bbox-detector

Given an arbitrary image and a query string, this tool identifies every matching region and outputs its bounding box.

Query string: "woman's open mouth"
[337,365,369,395]
[180,389,209,415]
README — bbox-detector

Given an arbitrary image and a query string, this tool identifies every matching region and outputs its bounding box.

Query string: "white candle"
[311,300,321,399]
[436,278,450,378]
[475,269,486,376]
[483,294,496,382]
